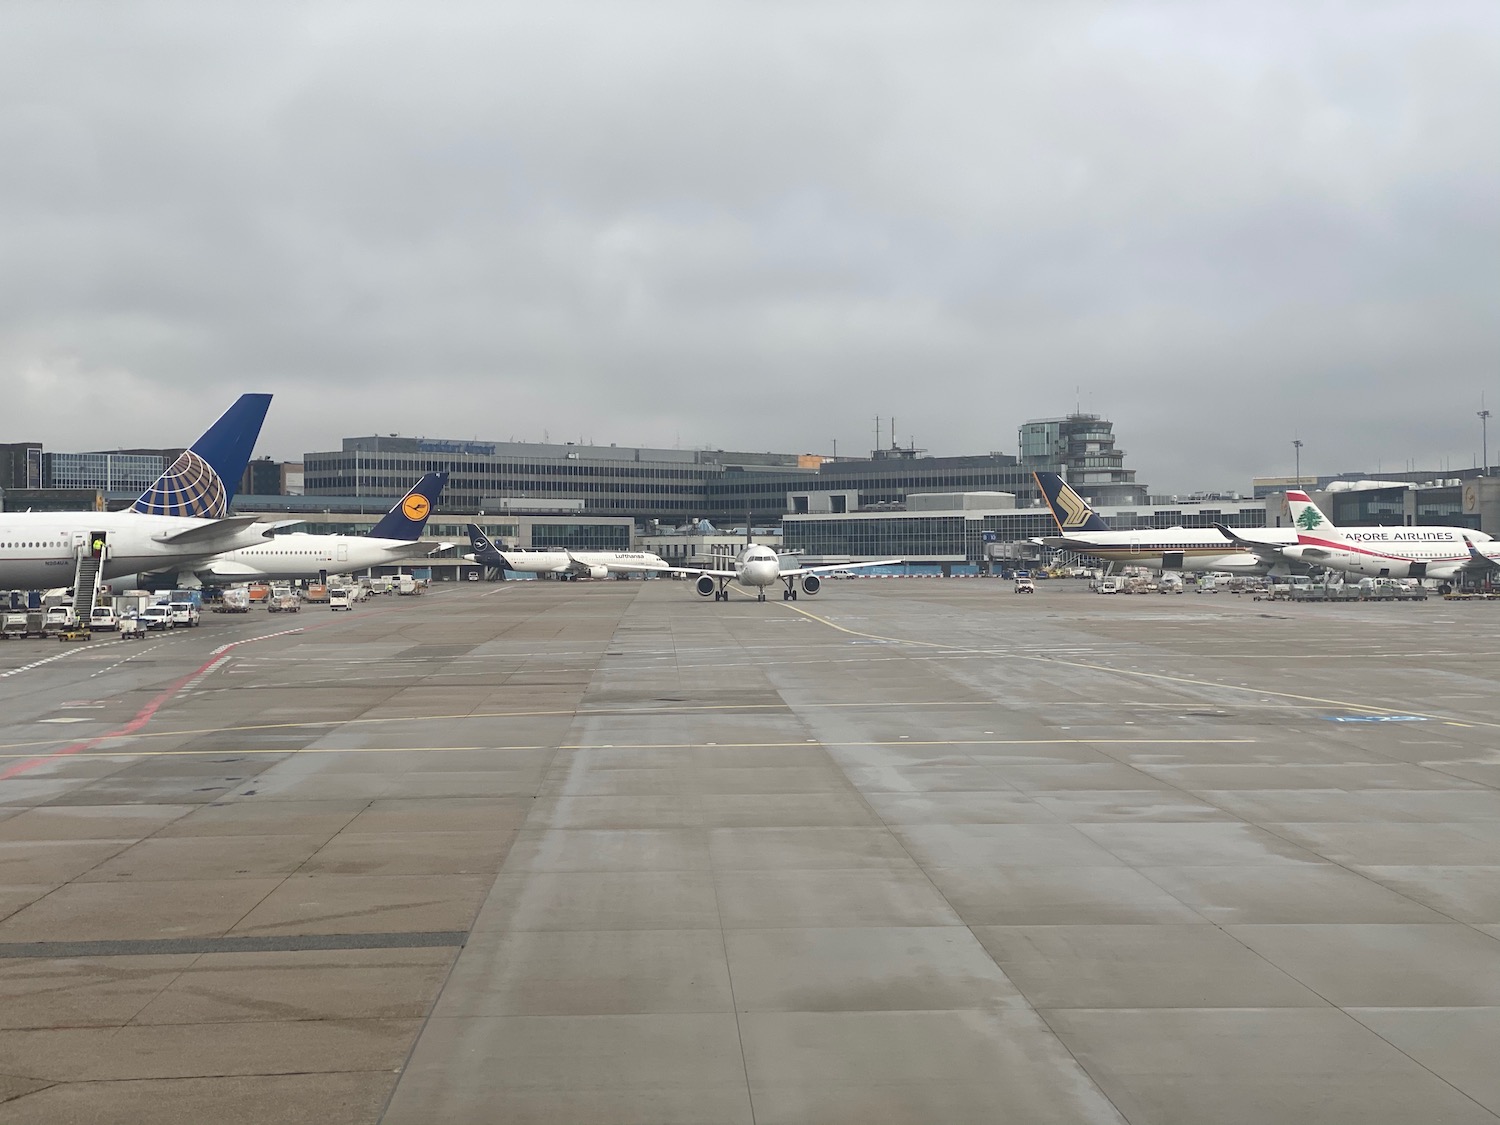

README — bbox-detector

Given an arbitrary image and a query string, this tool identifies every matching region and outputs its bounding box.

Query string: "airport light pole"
[1480,409,1491,477]
[1292,439,1303,489]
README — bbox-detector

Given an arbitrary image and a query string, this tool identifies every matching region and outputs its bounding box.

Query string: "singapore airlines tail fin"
[131,393,273,518]
[1034,472,1111,533]
[1286,490,1340,541]
[368,473,449,540]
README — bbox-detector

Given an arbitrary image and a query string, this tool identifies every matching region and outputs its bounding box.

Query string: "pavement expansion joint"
[0,931,469,959]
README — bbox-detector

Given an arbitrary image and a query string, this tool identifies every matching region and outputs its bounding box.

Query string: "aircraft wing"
[1461,536,1500,571]
[151,516,266,546]
[621,562,738,578]
[375,541,454,559]
[787,559,903,576]
[1211,523,1290,562]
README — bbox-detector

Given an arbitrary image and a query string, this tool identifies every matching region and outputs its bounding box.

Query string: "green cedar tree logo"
[1296,507,1323,530]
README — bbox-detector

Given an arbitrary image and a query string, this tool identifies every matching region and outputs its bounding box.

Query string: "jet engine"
[587,565,609,580]
[800,574,821,596]
[695,574,717,597]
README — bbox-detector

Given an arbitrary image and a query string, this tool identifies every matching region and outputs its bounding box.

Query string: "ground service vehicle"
[215,588,251,613]
[168,601,201,627]
[89,606,119,631]
[44,606,78,632]
[329,587,352,610]
[1014,577,1035,593]
[140,605,174,630]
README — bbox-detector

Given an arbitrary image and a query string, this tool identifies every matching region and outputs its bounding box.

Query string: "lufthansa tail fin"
[1287,490,1338,541]
[132,393,273,518]
[368,472,449,540]
[1033,472,1111,533]
[467,523,505,564]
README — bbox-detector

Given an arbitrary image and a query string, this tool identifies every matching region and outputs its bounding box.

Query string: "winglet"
[131,393,273,517]
[1033,472,1111,533]
[367,472,448,540]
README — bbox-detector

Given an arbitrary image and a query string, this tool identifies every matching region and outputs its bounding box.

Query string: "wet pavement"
[2,578,1499,1123]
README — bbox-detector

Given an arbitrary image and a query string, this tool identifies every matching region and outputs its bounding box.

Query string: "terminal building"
[9,416,1500,577]
[301,413,1141,527]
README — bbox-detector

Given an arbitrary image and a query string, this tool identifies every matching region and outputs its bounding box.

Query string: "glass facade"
[44,452,164,492]
[786,515,974,560]
[531,523,632,550]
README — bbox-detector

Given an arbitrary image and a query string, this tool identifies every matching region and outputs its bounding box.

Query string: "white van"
[1094,577,1121,595]
[168,601,201,627]
[329,587,352,611]
[89,605,119,631]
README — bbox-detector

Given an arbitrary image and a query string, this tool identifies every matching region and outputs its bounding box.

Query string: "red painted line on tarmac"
[0,628,306,782]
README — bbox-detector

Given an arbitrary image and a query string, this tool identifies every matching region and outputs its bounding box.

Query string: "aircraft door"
[337,544,349,563]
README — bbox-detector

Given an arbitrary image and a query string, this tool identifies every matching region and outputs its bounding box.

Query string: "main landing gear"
[781,582,799,601]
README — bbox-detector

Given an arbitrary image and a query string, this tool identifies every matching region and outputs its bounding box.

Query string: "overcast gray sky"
[2,2,1496,492]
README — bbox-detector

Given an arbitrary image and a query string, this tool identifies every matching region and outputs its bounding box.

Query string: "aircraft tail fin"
[1287,490,1338,541]
[368,472,448,540]
[467,523,497,557]
[131,393,273,517]
[1033,472,1111,533]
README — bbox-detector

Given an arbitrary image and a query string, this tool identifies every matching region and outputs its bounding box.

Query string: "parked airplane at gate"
[0,394,276,589]
[1033,471,1299,575]
[181,473,451,582]
[1219,490,1500,593]
[466,525,669,579]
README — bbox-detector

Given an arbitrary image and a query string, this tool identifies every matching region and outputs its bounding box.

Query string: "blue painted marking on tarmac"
[1325,715,1429,723]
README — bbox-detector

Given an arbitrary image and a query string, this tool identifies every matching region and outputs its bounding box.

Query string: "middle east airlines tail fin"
[368,472,449,540]
[1286,490,1338,541]
[1033,472,1111,533]
[132,392,273,518]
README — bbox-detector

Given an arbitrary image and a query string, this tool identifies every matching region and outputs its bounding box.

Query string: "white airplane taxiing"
[645,537,900,602]
[181,473,452,583]
[0,394,279,590]
[466,526,669,579]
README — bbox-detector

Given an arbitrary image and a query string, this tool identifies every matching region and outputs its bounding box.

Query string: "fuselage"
[1044,528,1299,574]
[487,549,668,577]
[193,533,427,582]
[1291,528,1500,580]
[731,545,784,589]
[0,512,271,589]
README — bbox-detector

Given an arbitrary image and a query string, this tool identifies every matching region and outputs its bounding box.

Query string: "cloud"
[1,1,1496,490]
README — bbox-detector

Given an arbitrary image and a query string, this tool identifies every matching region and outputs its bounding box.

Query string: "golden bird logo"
[402,494,431,521]
[1056,483,1091,529]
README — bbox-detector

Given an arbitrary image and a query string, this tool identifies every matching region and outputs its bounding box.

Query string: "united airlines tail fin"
[132,393,273,517]
[368,472,449,540]
[1287,490,1338,540]
[1034,472,1111,533]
